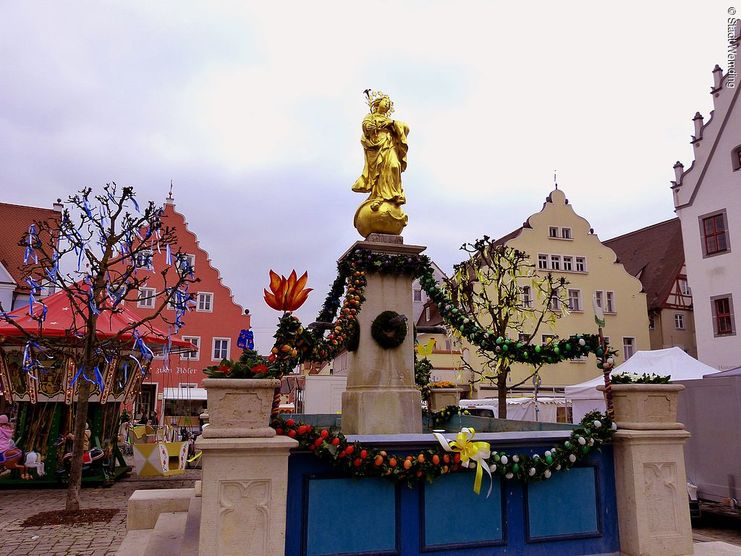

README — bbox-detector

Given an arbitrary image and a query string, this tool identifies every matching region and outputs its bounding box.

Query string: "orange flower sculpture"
[264,270,312,312]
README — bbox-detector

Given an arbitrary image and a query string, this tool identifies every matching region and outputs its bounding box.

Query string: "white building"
[672,21,741,370]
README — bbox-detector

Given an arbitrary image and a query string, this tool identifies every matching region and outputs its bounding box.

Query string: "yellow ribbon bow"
[433,427,492,496]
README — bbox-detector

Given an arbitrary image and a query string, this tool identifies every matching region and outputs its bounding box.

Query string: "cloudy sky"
[1,2,734,351]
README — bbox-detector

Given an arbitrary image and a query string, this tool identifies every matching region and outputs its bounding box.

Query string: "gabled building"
[0,200,62,311]
[123,193,251,419]
[475,187,650,393]
[671,21,741,370]
[604,218,696,357]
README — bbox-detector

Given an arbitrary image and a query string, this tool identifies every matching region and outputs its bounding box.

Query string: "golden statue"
[352,90,409,238]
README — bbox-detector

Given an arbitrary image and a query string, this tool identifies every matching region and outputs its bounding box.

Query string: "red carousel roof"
[0,289,193,349]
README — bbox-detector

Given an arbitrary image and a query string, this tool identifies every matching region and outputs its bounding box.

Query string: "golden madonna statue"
[352,90,409,238]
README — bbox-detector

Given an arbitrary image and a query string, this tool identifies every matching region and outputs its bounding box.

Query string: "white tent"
[564,347,720,423]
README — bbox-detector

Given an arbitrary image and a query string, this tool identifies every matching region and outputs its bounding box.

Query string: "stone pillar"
[197,436,297,556]
[341,234,424,434]
[612,402,694,555]
[196,381,298,556]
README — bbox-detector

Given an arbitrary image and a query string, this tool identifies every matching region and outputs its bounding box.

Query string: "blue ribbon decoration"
[70,365,84,387]
[23,224,38,264]
[165,243,172,266]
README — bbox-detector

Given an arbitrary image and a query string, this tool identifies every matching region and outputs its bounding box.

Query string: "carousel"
[0,289,194,486]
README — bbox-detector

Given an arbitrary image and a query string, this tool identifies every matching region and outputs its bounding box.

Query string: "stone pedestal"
[196,435,298,556]
[428,388,464,411]
[341,236,423,434]
[610,388,694,556]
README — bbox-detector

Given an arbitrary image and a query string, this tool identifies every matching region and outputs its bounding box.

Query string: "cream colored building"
[475,187,650,395]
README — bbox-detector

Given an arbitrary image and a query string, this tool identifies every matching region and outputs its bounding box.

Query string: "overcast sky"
[1,2,735,352]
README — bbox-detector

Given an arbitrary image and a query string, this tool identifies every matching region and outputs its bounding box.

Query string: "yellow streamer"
[433,428,492,496]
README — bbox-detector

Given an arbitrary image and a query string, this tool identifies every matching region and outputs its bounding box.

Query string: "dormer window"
[549,226,558,238]
[561,227,572,239]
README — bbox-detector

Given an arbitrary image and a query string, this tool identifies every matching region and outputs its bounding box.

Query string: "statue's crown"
[363,89,394,115]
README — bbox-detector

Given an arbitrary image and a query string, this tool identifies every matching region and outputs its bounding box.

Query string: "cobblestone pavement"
[1,473,739,555]
[0,470,199,556]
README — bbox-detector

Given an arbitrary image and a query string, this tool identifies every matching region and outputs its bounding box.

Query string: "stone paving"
[0,470,739,555]
[0,471,198,556]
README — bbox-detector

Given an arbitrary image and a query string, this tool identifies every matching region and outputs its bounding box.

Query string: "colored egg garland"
[272,410,616,486]
[269,247,617,375]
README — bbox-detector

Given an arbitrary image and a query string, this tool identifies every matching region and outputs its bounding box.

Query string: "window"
[549,295,560,311]
[181,336,200,360]
[712,295,735,336]
[135,249,154,270]
[563,256,573,271]
[197,292,213,312]
[649,314,656,330]
[542,334,556,344]
[445,338,452,351]
[549,226,559,238]
[594,290,604,308]
[568,289,582,311]
[606,291,616,313]
[538,254,548,269]
[212,338,230,360]
[413,289,422,302]
[732,145,741,171]
[561,227,572,239]
[518,333,530,344]
[575,257,586,272]
[522,286,532,308]
[550,255,561,270]
[137,287,156,309]
[700,211,729,256]
[623,337,635,360]
[678,279,691,296]
[674,313,685,330]
[425,306,430,321]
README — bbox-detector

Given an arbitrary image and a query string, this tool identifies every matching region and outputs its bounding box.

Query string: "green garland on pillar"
[269,247,617,374]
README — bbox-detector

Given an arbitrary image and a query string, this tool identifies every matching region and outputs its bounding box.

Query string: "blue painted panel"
[306,477,397,555]
[526,467,599,540]
[423,472,504,548]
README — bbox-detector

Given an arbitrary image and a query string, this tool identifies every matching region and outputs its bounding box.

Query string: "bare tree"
[0,184,197,511]
[447,238,569,418]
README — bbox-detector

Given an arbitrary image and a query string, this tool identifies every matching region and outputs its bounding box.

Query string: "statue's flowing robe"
[352,113,409,205]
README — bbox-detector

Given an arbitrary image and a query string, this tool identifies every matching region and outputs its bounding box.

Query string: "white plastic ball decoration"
[607,357,614,365]
[593,420,602,429]
[528,468,536,477]
[589,438,595,446]
[544,469,552,479]
[569,454,577,463]
[556,464,562,470]
[489,463,497,472]
[505,472,513,479]
[500,455,508,465]
[611,422,618,431]
[577,436,586,446]
[544,450,552,458]
[512,455,519,463]
[533,454,540,460]
[578,338,585,346]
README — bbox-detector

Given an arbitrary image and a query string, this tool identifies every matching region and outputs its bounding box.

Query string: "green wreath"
[371,311,408,349]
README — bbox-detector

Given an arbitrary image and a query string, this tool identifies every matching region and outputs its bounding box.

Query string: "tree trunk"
[65,376,92,511]
[497,371,508,419]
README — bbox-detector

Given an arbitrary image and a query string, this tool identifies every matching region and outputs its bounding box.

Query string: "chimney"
[712,64,723,91]
[692,112,704,143]
[52,198,63,212]
[673,161,684,185]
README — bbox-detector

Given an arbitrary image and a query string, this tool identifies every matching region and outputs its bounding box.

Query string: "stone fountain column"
[341,234,423,434]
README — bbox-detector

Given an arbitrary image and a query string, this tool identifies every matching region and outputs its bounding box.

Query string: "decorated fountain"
[119,92,695,556]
